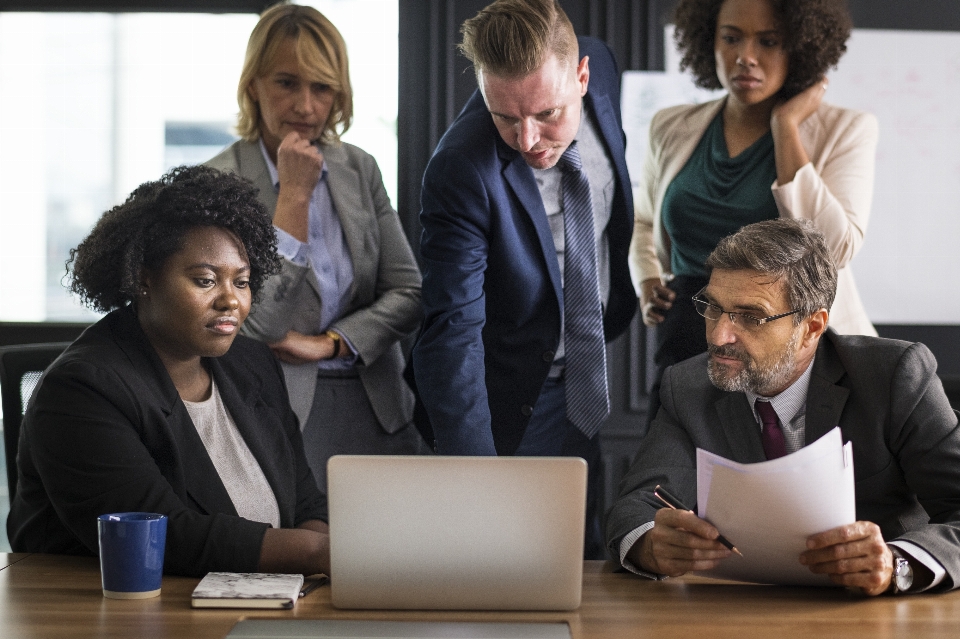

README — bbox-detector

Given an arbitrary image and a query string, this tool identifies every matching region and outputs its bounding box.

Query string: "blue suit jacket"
[414,37,636,456]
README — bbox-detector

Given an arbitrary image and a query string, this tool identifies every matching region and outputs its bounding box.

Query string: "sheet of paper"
[694,427,856,586]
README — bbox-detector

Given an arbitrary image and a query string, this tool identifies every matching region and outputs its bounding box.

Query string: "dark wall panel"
[846,0,960,31]
[0,323,89,348]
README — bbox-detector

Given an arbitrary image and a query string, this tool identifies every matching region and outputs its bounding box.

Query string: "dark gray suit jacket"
[606,330,960,590]
[206,140,421,433]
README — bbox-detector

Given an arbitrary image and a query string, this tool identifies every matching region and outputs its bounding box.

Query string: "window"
[0,0,398,552]
[0,0,398,323]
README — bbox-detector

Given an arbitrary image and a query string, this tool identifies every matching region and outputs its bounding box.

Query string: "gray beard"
[707,329,801,396]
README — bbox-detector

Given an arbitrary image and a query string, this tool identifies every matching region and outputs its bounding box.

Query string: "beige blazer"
[207,140,421,433]
[629,97,878,336]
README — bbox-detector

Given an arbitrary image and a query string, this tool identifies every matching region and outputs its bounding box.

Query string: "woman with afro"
[8,165,332,578]
[631,0,878,423]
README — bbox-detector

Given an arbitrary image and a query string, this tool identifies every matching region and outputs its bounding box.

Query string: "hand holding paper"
[800,521,894,595]
[695,427,857,586]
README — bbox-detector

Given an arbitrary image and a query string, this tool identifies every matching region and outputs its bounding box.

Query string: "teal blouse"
[661,111,779,278]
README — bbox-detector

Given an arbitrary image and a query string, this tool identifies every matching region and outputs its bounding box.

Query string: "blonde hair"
[236,3,353,145]
[459,0,577,78]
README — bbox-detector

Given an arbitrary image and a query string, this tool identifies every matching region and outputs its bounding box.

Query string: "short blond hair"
[237,3,353,145]
[459,0,577,78]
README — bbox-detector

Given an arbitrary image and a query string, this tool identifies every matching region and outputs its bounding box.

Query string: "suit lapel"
[322,145,369,303]
[234,140,278,217]
[209,357,296,525]
[112,309,238,518]
[499,144,564,304]
[662,99,726,191]
[804,336,849,446]
[585,92,627,180]
[715,392,767,463]
[167,404,240,519]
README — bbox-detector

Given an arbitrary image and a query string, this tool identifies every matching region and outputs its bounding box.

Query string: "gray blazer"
[206,140,421,433]
[606,330,960,590]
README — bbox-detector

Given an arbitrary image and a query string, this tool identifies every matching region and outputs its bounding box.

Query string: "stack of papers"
[695,427,856,586]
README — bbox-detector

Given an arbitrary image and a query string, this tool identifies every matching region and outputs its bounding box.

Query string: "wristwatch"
[325,330,342,358]
[888,546,914,594]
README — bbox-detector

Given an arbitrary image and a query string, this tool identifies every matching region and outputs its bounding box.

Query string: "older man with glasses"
[606,218,960,595]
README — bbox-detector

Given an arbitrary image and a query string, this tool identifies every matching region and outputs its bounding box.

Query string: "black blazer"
[7,306,327,577]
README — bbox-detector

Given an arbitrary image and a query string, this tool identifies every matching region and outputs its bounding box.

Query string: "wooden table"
[0,552,29,570]
[2,554,959,638]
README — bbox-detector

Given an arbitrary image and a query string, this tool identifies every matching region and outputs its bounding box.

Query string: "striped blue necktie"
[559,141,609,438]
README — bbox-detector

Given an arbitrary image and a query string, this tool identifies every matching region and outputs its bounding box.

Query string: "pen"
[654,484,743,557]
[299,576,328,598]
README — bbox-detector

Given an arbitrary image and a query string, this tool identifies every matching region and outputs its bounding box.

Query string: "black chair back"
[941,375,960,412]
[0,343,71,501]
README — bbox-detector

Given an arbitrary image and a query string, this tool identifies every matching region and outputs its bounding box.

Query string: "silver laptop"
[327,455,586,611]
[226,620,571,639]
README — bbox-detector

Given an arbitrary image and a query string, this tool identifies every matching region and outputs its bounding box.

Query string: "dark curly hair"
[674,0,852,98]
[68,165,281,313]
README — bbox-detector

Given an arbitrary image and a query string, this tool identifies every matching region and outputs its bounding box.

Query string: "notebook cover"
[191,572,304,609]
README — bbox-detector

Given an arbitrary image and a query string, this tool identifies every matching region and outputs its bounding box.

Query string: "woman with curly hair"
[206,3,426,491]
[8,165,331,578]
[631,0,877,421]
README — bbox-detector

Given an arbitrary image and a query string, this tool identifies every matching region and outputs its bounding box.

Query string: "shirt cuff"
[618,522,666,580]
[888,540,946,592]
[331,329,360,366]
[274,226,308,265]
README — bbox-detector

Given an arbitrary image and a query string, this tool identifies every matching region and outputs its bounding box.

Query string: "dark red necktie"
[755,399,787,460]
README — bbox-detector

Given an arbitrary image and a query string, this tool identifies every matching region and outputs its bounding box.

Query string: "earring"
[140,289,148,297]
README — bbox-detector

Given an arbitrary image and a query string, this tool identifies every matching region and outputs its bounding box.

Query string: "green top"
[661,111,779,278]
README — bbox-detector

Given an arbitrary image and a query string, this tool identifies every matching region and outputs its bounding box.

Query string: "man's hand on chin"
[799,521,892,596]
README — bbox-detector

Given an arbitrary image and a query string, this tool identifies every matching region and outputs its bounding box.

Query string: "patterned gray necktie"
[558,141,609,438]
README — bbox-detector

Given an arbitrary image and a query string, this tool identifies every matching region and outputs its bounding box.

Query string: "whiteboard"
[623,28,960,324]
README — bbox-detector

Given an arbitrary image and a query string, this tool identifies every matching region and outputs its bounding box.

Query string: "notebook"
[326,455,586,611]
[191,572,303,609]
[225,620,572,638]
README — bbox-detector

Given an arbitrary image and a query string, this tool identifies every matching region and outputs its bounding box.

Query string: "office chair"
[941,375,960,412]
[0,342,71,501]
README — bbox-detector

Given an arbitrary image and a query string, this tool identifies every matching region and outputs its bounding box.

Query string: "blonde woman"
[207,4,427,492]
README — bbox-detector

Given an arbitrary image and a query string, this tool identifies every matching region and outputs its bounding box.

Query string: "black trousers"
[646,275,710,432]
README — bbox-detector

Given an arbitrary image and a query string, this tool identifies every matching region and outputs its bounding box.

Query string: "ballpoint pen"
[654,484,743,557]
[299,576,328,598]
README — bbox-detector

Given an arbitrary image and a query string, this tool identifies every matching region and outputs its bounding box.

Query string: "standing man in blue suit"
[413,0,636,558]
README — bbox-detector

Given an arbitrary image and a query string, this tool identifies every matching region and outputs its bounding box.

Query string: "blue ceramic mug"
[97,512,167,599]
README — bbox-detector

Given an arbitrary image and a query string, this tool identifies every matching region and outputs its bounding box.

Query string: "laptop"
[225,620,571,639]
[326,455,586,611]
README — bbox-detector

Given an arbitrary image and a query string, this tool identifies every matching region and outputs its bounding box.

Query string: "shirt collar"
[257,138,327,190]
[745,356,815,428]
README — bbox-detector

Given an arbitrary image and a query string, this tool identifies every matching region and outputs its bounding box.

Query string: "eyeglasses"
[692,287,802,330]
